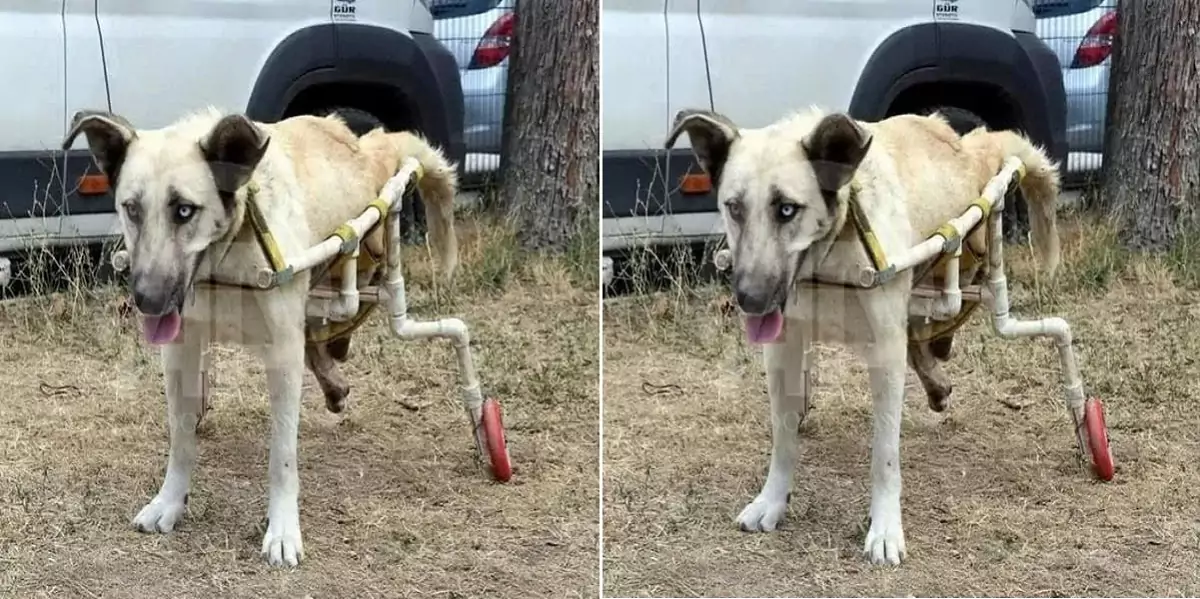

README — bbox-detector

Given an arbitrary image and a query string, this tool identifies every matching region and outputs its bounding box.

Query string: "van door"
[0,1,68,252]
[600,0,669,235]
[698,0,933,128]
[91,0,328,131]
[54,0,124,247]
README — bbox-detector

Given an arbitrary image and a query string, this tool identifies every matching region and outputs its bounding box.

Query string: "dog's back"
[865,112,1061,276]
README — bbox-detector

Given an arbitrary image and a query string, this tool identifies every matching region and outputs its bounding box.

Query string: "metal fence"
[432,0,515,183]
[1034,0,1117,181]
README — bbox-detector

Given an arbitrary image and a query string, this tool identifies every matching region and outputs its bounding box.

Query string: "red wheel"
[1085,397,1114,481]
[481,398,512,482]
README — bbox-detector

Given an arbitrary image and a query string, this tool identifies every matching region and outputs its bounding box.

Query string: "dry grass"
[0,211,599,598]
[602,211,1200,597]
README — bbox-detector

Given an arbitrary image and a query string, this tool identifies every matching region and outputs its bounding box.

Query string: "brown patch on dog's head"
[664,109,741,184]
[62,110,138,188]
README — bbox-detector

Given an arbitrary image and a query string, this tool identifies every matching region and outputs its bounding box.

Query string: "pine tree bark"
[1098,0,1200,250]
[498,0,599,251]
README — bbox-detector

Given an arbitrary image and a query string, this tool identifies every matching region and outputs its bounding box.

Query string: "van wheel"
[923,105,987,135]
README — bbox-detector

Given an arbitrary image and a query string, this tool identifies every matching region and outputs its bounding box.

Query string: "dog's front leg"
[863,330,909,565]
[261,333,305,567]
[737,324,812,533]
[134,334,205,533]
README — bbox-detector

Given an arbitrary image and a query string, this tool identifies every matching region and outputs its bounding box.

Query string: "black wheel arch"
[245,23,466,168]
[848,21,1068,171]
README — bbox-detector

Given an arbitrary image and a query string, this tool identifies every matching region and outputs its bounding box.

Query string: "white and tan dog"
[62,107,459,567]
[664,107,1060,565]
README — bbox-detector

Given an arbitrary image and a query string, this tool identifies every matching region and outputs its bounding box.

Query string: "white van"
[601,0,1067,287]
[0,0,465,287]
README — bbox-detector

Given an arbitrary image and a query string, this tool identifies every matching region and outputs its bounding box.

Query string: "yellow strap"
[412,161,425,183]
[1015,161,1027,182]
[368,197,391,219]
[333,224,357,243]
[934,223,959,242]
[307,303,380,344]
[846,192,890,273]
[909,301,983,343]
[244,185,288,274]
[971,196,993,218]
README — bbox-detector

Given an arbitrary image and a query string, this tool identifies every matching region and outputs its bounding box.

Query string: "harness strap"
[242,182,294,284]
[846,191,890,273]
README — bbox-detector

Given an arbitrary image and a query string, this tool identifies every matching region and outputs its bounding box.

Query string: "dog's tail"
[396,132,460,278]
[361,129,460,278]
[981,130,1062,277]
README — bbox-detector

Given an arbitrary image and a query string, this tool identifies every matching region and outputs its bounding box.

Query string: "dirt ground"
[602,215,1200,597]
[0,218,599,598]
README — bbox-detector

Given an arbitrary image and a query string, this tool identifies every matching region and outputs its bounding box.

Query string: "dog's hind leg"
[133,328,206,535]
[258,302,307,567]
[929,334,953,361]
[327,336,352,362]
[907,338,953,412]
[862,297,909,566]
[304,341,351,412]
[736,323,812,534]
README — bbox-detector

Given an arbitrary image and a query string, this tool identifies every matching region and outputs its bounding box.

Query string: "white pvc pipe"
[931,249,961,320]
[256,158,424,287]
[980,182,1087,446]
[376,180,486,436]
[326,246,360,322]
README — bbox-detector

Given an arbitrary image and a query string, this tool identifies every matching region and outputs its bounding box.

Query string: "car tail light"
[468,12,514,70]
[1071,11,1117,69]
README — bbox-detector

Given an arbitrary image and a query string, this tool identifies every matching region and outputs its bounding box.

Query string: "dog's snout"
[733,275,779,315]
[131,274,177,316]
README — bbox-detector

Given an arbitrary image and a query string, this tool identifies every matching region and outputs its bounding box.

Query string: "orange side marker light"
[79,174,110,196]
[680,172,712,195]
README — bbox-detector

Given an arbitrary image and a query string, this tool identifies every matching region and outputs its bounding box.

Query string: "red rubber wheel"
[1085,397,1114,481]
[481,398,512,482]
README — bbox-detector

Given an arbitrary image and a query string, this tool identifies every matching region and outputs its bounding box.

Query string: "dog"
[664,106,1060,565]
[62,106,459,567]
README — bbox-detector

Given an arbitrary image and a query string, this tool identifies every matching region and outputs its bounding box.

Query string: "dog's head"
[62,109,271,344]
[664,108,872,343]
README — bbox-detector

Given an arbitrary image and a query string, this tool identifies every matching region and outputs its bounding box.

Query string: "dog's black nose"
[734,286,774,315]
[131,275,176,316]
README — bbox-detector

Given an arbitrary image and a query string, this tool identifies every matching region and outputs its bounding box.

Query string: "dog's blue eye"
[174,204,196,224]
[777,203,799,222]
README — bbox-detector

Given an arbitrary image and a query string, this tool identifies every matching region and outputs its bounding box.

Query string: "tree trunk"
[499,0,599,251]
[1098,0,1200,250]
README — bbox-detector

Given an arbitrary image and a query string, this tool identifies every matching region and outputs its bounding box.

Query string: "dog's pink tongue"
[744,309,784,344]
[142,311,182,346]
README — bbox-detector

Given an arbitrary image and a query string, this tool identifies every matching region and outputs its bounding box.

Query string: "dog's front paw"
[736,494,789,532]
[133,497,187,533]
[863,516,907,566]
[261,516,304,567]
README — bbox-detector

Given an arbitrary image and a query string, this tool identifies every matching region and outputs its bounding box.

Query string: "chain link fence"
[432,0,515,188]
[1034,0,1117,184]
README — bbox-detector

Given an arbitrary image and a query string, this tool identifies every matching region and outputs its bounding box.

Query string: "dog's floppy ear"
[199,114,271,206]
[801,113,872,206]
[62,110,138,186]
[664,108,740,183]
